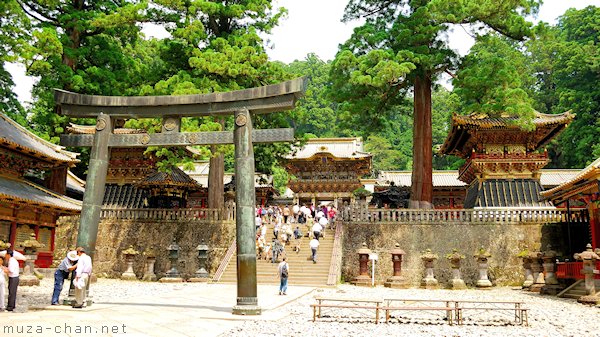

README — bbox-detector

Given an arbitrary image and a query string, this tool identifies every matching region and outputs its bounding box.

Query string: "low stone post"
[420,249,438,289]
[474,247,492,288]
[517,248,534,289]
[142,249,157,281]
[120,246,139,280]
[541,247,562,295]
[384,243,409,288]
[189,240,210,282]
[159,239,183,283]
[352,243,372,287]
[529,252,545,292]
[446,249,466,290]
[574,244,600,304]
[20,233,44,286]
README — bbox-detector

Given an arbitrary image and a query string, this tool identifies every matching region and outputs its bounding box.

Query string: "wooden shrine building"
[440,112,575,208]
[0,112,81,267]
[542,157,600,250]
[285,138,372,206]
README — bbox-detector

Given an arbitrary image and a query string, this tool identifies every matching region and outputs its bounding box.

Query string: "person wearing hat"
[51,250,79,305]
[73,247,92,308]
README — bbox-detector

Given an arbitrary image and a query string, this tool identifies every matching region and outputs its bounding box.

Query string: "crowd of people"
[255,203,336,266]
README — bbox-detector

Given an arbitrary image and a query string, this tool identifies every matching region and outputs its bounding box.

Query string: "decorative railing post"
[120,246,139,280]
[446,249,467,289]
[420,249,439,289]
[474,247,492,288]
[384,243,409,288]
[574,244,600,304]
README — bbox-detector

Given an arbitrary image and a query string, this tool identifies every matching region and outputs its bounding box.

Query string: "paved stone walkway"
[2,283,315,337]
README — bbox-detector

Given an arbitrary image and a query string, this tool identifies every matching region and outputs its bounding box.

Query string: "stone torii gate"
[56,78,306,315]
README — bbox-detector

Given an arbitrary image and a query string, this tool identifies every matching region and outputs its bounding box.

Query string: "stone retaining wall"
[55,216,236,279]
[342,222,563,287]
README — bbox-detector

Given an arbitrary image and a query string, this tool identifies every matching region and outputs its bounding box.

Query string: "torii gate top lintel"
[54,77,307,118]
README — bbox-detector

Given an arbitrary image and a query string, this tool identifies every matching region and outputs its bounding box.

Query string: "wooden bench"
[312,297,384,323]
[384,298,528,326]
[453,301,527,326]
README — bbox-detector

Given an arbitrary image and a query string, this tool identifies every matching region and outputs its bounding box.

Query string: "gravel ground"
[223,284,600,337]
[8,278,600,337]
[8,277,192,313]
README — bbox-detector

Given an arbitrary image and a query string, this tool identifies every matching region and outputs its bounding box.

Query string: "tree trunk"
[208,119,225,209]
[410,73,433,209]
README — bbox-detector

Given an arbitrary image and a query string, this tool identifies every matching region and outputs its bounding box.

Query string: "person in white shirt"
[5,250,19,311]
[309,238,320,263]
[0,257,6,311]
[311,222,323,240]
[73,247,93,308]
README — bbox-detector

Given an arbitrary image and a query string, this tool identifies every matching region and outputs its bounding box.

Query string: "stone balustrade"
[343,206,587,225]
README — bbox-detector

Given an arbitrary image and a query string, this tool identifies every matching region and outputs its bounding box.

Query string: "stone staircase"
[558,279,600,299]
[218,227,334,286]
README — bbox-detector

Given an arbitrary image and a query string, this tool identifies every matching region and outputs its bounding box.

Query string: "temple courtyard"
[3,278,599,337]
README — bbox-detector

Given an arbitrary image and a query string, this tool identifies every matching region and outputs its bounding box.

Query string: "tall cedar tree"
[147,0,289,208]
[330,0,539,208]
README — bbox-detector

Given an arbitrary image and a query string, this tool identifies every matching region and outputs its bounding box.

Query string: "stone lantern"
[446,249,466,290]
[20,233,44,286]
[517,248,534,289]
[142,248,157,281]
[159,239,183,283]
[120,246,139,280]
[474,247,492,288]
[352,243,372,287]
[384,243,408,288]
[420,249,439,289]
[541,247,562,295]
[574,244,600,304]
[189,240,210,282]
[529,251,545,292]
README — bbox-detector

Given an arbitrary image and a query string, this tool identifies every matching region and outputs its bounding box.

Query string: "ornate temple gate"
[56,78,306,315]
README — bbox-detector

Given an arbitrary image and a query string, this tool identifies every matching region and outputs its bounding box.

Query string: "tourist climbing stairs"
[557,279,600,299]
[217,226,335,286]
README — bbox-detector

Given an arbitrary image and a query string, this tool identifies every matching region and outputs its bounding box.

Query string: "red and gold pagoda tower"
[440,112,575,208]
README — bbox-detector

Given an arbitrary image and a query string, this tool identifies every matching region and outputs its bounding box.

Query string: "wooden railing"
[327,220,344,286]
[212,239,237,283]
[100,205,235,222]
[342,206,588,225]
[556,261,600,280]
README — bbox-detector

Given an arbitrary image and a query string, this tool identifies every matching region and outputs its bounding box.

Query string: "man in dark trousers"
[5,250,19,311]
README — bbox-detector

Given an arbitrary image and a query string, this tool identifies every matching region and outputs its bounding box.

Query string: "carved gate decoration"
[56,78,307,315]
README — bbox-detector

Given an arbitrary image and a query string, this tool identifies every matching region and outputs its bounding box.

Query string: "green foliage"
[525,6,600,168]
[0,0,29,125]
[453,35,536,130]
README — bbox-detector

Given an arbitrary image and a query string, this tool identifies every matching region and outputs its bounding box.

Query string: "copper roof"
[452,111,575,128]
[465,179,554,209]
[0,174,82,212]
[541,157,600,200]
[66,123,147,134]
[377,169,580,189]
[286,137,372,160]
[0,113,79,165]
[137,166,202,190]
[66,170,85,194]
[103,184,148,208]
